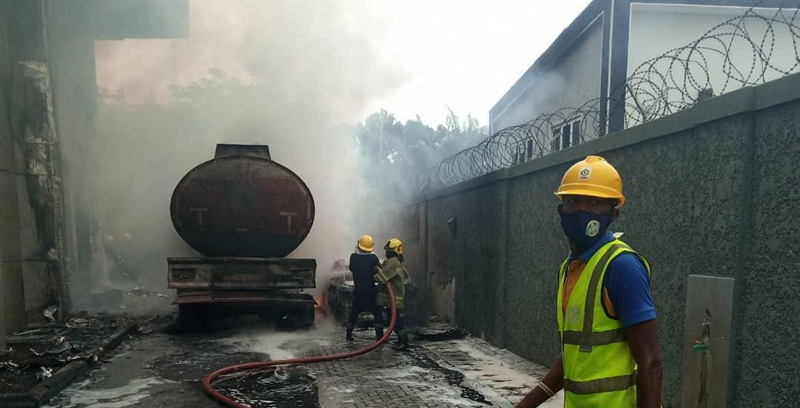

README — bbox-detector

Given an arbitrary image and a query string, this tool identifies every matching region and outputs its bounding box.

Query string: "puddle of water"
[447,340,565,407]
[405,348,490,405]
[215,325,334,360]
[43,377,170,408]
[151,350,265,382]
[213,366,319,408]
[384,374,484,407]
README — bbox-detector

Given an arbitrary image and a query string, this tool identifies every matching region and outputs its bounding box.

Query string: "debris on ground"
[44,305,59,323]
[70,285,174,314]
[46,339,72,355]
[412,326,470,342]
[0,314,138,394]
[0,361,19,370]
[411,321,470,341]
[37,366,53,380]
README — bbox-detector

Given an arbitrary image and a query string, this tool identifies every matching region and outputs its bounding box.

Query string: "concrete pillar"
[44,0,188,305]
[0,59,26,332]
[10,60,64,324]
[46,5,105,304]
[9,0,69,319]
[0,0,19,348]
[0,271,4,352]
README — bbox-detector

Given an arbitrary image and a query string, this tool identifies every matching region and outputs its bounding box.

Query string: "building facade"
[490,0,799,163]
[0,0,188,350]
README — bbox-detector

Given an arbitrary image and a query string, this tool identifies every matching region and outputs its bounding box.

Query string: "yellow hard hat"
[555,155,626,208]
[357,235,375,252]
[384,238,403,255]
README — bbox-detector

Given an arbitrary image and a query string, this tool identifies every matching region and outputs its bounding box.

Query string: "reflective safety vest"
[376,257,408,309]
[556,239,651,408]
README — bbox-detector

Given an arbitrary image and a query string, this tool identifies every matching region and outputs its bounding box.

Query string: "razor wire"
[417,3,800,193]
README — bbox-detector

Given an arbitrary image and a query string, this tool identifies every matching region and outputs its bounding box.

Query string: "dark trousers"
[348,290,383,327]
[379,306,405,334]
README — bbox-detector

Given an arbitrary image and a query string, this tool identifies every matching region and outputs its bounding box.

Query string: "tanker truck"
[167,144,316,328]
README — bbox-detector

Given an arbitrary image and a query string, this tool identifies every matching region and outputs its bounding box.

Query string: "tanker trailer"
[167,144,316,328]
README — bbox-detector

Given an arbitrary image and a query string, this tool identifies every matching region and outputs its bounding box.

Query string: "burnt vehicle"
[321,259,421,327]
[168,144,316,328]
[320,260,375,327]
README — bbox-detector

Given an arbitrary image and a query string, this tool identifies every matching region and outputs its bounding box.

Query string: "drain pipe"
[202,283,398,408]
[692,309,712,408]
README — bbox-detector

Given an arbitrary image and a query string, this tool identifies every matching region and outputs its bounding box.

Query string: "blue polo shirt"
[568,232,657,328]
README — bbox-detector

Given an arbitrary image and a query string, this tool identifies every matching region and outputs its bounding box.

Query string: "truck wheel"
[286,302,315,329]
[170,304,203,333]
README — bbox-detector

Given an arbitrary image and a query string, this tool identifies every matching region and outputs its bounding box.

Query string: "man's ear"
[611,208,620,222]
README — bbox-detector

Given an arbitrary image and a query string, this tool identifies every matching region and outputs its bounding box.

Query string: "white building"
[490,0,800,162]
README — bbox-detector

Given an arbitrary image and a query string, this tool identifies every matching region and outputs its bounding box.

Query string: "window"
[514,139,536,165]
[551,127,561,152]
[513,139,533,164]
[513,138,540,165]
[562,124,572,149]
[526,139,534,160]
[571,120,581,146]
[551,119,582,152]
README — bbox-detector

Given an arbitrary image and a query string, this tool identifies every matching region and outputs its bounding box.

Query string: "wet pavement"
[40,316,563,408]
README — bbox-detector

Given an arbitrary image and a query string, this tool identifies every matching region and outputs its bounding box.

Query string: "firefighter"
[516,156,663,408]
[374,238,410,350]
[346,235,384,341]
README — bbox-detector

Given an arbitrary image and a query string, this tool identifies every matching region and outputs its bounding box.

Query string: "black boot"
[393,331,410,350]
[374,326,384,341]
[345,323,354,341]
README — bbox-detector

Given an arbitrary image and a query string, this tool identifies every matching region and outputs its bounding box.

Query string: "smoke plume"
[79,0,410,307]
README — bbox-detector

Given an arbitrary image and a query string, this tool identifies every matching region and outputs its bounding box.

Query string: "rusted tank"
[170,144,314,257]
[167,144,317,329]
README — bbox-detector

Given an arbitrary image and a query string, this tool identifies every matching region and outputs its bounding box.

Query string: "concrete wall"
[0,0,17,349]
[736,94,800,406]
[366,202,429,325]
[0,0,71,344]
[11,60,64,324]
[427,180,509,343]
[417,73,800,407]
[490,15,605,133]
[0,2,190,340]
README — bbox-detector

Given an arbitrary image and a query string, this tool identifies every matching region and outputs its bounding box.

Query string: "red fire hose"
[201,283,397,408]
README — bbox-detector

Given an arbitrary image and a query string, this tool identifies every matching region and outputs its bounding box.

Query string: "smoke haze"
[82,0,410,304]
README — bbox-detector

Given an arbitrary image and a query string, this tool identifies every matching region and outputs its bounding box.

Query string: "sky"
[95,0,593,127]
[371,1,593,124]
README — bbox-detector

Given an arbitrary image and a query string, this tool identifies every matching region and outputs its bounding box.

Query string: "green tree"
[168,68,257,109]
[356,107,488,182]
[354,107,489,201]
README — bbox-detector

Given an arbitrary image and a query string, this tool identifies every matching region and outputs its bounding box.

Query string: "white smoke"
[84,0,410,304]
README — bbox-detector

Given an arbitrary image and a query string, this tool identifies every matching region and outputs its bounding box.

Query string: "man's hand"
[625,319,663,408]
[374,266,387,284]
[515,355,564,408]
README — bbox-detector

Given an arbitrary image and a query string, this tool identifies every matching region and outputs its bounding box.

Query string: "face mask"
[559,207,612,249]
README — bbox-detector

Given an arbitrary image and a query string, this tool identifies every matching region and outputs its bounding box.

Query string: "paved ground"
[42,316,564,408]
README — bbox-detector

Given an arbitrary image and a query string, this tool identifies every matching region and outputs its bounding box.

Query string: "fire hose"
[201,283,397,408]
